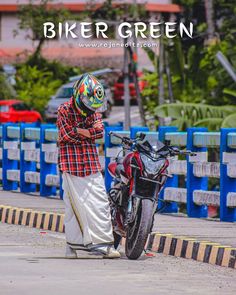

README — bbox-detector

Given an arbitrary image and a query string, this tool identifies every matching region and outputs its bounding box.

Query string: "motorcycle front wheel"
[125,199,153,260]
[113,231,122,249]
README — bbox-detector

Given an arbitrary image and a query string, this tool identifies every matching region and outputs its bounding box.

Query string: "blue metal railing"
[0,123,235,222]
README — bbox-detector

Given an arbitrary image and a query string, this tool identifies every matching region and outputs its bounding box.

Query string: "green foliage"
[90,0,148,21]
[142,0,236,126]
[16,0,70,60]
[142,72,158,114]
[172,0,236,105]
[223,89,236,98]
[168,38,235,105]
[222,114,236,128]
[193,118,223,131]
[154,103,236,131]
[15,65,61,114]
[0,73,16,100]
[24,55,81,84]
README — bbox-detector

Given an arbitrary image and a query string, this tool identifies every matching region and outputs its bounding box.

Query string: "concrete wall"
[0,13,32,48]
[0,0,163,69]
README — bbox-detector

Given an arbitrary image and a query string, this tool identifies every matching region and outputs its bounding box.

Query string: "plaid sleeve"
[87,112,104,140]
[56,107,83,144]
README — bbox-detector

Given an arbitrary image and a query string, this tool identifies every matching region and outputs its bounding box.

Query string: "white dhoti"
[62,172,114,249]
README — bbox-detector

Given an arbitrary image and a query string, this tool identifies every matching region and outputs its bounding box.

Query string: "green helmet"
[73,73,106,113]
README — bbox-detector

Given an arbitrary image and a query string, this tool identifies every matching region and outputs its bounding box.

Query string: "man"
[56,73,120,259]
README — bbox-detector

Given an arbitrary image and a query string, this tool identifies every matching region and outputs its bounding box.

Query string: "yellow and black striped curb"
[146,233,236,269]
[0,205,65,233]
[1,204,236,269]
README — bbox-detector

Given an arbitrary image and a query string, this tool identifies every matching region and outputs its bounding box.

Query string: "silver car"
[45,79,114,123]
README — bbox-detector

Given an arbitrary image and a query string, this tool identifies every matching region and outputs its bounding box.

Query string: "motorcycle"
[108,132,195,260]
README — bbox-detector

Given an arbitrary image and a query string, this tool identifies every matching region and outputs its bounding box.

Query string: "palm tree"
[204,0,215,41]
[155,103,236,130]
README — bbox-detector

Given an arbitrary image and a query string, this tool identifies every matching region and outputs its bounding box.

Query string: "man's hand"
[76,128,91,138]
[77,122,103,139]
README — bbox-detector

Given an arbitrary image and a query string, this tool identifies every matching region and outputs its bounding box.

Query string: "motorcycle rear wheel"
[125,199,153,260]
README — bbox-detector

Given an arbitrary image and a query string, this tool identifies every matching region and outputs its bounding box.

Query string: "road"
[104,105,142,126]
[1,191,235,247]
[1,223,235,295]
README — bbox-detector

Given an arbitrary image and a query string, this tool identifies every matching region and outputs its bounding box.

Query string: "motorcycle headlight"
[140,154,165,175]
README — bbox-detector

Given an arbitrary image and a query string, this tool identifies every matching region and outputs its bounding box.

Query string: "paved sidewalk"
[0,190,64,213]
[0,190,235,247]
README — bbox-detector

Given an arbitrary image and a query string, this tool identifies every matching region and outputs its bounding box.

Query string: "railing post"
[104,125,123,191]
[20,123,38,193]
[0,126,2,182]
[158,126,178,213]
[60,173,64,200]
[40,124,57,197]
[2,123,19,191]
[220,128,236,222]
[186,127,208,218]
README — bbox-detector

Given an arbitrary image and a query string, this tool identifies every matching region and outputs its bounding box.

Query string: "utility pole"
[158,22,165,106]
[124,38,131,130]
[165,49,174,103]
[158,16,165,126]
[132,0,146,126]
[204,0,215,40]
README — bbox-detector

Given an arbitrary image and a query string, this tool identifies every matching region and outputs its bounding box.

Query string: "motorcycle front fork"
[125,194,141,226]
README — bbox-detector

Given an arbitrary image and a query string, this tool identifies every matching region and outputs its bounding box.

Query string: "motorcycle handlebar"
[109,132,196,157]
[169,147,197,157]
[109,132,121,139]
[109,132,133,145]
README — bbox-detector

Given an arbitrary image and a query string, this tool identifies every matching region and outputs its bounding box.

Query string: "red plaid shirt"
[56,97,103,177]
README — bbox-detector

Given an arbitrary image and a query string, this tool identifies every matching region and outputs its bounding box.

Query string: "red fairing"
[108,162,117,177]
[133,151,143,175]
[123,152,134,178]
[161,159,169,173]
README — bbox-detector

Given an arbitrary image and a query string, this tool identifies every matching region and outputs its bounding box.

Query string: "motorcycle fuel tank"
[108,162,117,178]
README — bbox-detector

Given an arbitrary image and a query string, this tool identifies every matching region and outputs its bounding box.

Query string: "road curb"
[0,205,65,233]
[146,232,236,269]
[0,204,235,269]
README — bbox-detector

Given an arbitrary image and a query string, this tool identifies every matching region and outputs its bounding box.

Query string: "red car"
[0,100,42,123]
[113,72,146,104]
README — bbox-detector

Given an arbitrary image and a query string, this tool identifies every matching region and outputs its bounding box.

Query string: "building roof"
[0,2,181,13]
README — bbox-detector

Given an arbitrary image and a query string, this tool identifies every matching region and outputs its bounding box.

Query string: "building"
[0,0,181,68]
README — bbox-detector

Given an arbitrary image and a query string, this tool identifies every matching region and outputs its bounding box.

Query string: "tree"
[90,0,148,126]
[16,65,61,113]
[204,0,215,41]
[142,1,236,114]
[0,73,16,100]
[16,0,70,63]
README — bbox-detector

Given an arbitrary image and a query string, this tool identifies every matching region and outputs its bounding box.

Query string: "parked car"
[0,100,42,123]
[113,72,146,104]
[45,77,114,123]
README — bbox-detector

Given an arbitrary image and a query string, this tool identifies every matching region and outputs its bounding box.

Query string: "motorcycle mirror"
[139,133,146,141]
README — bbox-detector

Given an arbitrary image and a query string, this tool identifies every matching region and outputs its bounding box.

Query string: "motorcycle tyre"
[125,199,153,260]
